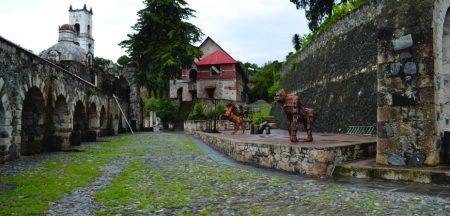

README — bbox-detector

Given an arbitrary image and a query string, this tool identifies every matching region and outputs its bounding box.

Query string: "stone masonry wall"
[376,0,438,166]
[273,1,384,133]
[0,36,130,162]
[191,131,376,177]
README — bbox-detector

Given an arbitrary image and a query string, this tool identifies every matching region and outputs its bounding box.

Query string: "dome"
[41,41,87,63]
[59,24,74,31]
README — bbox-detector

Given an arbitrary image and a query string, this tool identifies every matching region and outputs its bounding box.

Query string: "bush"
[190,102,206,120]
[143,98,179,127]
[252,112,265,125]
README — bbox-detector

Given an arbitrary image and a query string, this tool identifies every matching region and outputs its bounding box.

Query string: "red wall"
[197,64,237,80]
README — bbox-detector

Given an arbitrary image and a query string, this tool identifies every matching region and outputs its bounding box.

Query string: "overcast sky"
[0,0,308,66]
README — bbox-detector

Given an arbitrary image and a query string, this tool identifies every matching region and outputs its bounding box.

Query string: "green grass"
[0,135,140,215]
[0,158,108,215]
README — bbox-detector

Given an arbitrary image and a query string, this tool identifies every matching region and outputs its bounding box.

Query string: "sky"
[0,0,309,66]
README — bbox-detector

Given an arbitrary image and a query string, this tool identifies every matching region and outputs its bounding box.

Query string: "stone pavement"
[0,132,448,215]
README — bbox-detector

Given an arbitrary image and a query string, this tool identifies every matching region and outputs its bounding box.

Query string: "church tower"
[69,4,94,59]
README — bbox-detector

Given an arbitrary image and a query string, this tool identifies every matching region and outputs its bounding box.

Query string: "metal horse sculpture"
[224,102,245,135]
[275,89,317,143]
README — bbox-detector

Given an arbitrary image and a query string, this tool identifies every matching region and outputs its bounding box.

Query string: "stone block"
[377,138,402,155]
[399,51,412,60]
[309,162,328,177]
[404,62,417,75]
[392,34,413,51]
[378,107,401,122]
[309,150,335,163]
[390,63,401,75]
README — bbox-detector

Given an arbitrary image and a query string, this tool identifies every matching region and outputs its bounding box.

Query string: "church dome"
[59,24,74,31]
[41,41,87,63]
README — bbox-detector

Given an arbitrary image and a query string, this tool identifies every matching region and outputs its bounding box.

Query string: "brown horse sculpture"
[275,89,317,143]
[224,102,244,135]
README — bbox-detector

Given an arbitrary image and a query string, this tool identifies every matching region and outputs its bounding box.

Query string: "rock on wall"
[273,1,383,133]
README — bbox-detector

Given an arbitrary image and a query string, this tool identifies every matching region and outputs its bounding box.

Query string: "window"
[189,68,197,81]
[211,65,221,75]
[74,23,80,36]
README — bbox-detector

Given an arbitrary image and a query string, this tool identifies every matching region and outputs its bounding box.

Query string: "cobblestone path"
[0,132,449,215]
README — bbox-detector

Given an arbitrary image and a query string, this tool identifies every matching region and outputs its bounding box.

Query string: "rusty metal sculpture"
[224,102,245,134]
[275,89,317,143]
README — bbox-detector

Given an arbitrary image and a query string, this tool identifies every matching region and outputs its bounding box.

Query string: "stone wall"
[0,35,131,162]
[191,131,376,177]
[273,1,383,133]
[376,0,438,166]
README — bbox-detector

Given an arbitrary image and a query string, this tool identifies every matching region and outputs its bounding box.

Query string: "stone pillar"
[376,0,438,166]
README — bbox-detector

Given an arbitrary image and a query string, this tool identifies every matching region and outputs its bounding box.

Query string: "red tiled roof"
[196,50,238,66]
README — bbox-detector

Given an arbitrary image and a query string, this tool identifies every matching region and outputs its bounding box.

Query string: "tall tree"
[290,0,348,32]
[117,55,131,66]
[120,0,203,96]
[292,33,302,51]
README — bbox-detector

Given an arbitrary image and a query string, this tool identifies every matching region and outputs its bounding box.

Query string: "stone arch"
[53,95,72,148]
[434,0,450,164]
[71,100,85,146]
[88,102,98,130]
[119,112,124,133]
[99,106,107,136]
[113,114,119,135]
[21,86,47,155]
[177,87,183,101]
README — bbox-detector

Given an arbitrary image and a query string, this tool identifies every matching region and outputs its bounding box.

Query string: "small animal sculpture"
[274,89,317,143]
[224,102,245,135]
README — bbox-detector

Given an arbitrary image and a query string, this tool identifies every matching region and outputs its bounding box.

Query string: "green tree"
[117,55,131,66]
[250,61,282,102]
[144,98,179,128]
[120,0,203,97]
[94,56,112,71]
[239,62,259,78]
[292,33,302,51]
[290,0,349,32]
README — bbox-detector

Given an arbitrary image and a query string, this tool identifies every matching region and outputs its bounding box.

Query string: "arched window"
[74,23,80,36]
[87,25,91,36]
[188,68,197,82]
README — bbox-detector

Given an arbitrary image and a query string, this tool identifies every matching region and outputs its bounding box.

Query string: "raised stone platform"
[190,129,376,177]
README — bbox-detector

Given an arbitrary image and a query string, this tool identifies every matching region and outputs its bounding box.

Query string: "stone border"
[191,131,376,178]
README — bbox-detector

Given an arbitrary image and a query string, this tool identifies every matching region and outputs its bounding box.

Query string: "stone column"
[376,0,439,166]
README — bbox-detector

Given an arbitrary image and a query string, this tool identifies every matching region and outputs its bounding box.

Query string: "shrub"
[252,112,265,125]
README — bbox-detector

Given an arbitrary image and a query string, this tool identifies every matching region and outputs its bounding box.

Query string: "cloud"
[0,0,308,66]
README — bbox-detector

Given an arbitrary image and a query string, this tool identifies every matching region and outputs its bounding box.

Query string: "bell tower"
[69,4,94,57]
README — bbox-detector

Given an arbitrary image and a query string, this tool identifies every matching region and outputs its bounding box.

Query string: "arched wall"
[21,87,47,155]
[434,0,450,136]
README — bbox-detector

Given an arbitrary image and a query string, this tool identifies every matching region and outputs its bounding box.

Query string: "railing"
[346,126,376,136]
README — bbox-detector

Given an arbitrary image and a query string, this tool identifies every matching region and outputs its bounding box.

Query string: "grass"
[0,135,138,215]
[0,158,108,215]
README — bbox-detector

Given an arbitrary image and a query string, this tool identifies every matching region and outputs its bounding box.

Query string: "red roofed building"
[170,37,248,102]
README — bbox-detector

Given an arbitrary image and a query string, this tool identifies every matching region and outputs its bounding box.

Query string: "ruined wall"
[273,1,383,133]
[376,0,438,166]
[0,36,130,162]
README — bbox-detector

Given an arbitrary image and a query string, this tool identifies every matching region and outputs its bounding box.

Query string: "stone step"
[334,158,450,184]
